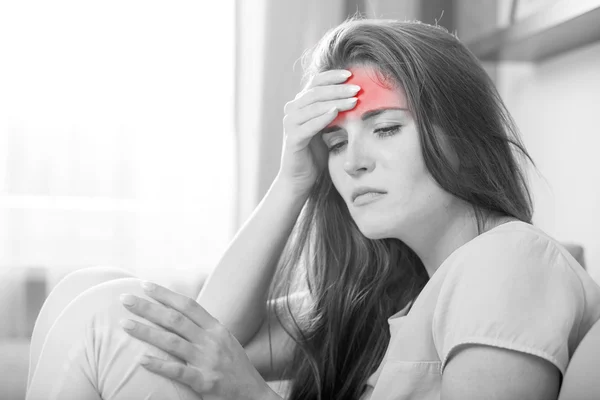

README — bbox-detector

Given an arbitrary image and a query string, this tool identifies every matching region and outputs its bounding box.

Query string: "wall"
[497,44,600,283]
[0,1,236,293]
[454,0,600,282]
[364,0,600,282]
[363,0,454,31]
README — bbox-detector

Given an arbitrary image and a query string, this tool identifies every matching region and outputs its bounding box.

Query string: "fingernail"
[340,70,352,77]
[140,281,155,292]
[347,85,361,92]
[120,319,136,330]
[140,356,151,365]
[120,294,136,306]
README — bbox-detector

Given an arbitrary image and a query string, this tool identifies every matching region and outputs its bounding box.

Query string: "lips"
[351,187,387,202]
[355,191,384,200]
[353,191,386,206]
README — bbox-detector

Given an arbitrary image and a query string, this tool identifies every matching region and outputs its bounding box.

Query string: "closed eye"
[375,125,402,137]
[327,125,403,154]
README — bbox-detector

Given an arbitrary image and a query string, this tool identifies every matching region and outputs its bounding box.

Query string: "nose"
[343,141,375,176]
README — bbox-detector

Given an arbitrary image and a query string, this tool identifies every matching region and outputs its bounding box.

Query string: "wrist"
[270,176,311,205]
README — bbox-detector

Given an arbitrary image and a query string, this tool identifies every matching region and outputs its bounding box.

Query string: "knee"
[36,267,136,330]
[56,266,134,290]
[34,279,184,396]
[59,277,157,330]
[48,266,135,300]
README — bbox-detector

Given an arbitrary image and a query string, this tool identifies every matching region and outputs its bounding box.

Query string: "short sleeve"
[432,229,584,376]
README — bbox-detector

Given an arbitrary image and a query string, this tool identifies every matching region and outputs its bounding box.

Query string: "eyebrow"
[320,107,408,135]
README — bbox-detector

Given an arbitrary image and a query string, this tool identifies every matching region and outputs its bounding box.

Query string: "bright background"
[0,1,236,293]
[1,0,599,398]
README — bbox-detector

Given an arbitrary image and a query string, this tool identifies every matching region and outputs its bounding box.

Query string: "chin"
[354,216,396,240]
[361,230,389,240]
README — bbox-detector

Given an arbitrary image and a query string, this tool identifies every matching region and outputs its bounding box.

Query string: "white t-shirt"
[360,221,600,400]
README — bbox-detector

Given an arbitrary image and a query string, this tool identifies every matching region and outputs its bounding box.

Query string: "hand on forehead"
[327,66,408,128]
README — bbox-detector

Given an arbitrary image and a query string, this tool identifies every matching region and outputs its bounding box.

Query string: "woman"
[26,17,600,400]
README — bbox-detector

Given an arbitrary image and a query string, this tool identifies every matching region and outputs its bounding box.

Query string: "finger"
[285,69,354,113]
[140,281,219,329]
[121,319,201,365]
[294,84,361,111]
[287,97,358,126]
[306,69,353,90]
[285,82,360,115]
[120,293,203,343]
[139,356,208,393]
[292,107,340,150]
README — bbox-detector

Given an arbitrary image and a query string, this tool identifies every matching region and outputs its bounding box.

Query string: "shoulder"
[435,221,585,323]
[432,221,586,376]
[462,221,558,260]
[435,224,575,399]
[444,221,578,286]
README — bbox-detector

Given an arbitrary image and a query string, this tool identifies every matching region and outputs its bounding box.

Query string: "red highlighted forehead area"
[326,67,408,129]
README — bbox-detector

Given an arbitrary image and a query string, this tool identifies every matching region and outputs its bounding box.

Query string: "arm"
[441,344,561,400]
[245,291,311,381]
[196,177,308,347]
[433,230,580,400]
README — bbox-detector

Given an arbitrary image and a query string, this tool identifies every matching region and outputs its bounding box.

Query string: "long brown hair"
[267,16,534,400]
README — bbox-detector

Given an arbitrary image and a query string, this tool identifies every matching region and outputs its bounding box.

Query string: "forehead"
[326,66,408,129]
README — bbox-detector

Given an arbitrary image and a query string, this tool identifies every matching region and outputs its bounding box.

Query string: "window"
[0,1,235,290]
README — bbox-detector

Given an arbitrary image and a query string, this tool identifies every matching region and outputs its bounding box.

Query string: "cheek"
[384,150,430,203]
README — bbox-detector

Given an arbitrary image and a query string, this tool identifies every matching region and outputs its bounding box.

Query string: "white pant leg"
[28,266,136,388]
[26,275,203,400]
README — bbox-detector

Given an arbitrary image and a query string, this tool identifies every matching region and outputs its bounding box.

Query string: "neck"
[400,202,509,278]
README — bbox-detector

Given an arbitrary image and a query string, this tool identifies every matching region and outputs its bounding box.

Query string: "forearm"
[197,177,308,346]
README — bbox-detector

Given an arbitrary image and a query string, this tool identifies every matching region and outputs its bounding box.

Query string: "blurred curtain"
[0,0,236,311]
[234,0,352,227]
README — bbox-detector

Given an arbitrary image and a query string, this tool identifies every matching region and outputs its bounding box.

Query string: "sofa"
[0,243,586,399]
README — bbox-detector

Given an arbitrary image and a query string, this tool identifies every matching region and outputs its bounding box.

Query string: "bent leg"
[26,277,203,400]
[28,266,135,388]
